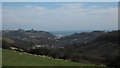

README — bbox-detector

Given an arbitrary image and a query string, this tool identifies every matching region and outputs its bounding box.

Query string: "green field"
[2,49,94,66]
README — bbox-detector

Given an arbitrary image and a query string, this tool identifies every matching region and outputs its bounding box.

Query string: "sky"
[2,2,118,31]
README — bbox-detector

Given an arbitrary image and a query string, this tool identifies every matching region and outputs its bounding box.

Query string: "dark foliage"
[95,31,119,43]
[107,56,120,68]
[2,40,11,49]
[29,47,52,55]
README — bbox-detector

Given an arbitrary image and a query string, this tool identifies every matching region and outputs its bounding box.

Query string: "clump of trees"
[2,40,11,49]
[95,31,119,43]
[28,47,65,59]
[2,37,14,49]
[107,56,120,68]
[28,44,82,62]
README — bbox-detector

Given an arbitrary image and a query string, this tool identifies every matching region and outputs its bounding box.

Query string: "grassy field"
[2,49,94,66]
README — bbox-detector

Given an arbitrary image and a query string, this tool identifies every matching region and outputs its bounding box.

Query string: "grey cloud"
[2,3,118,31]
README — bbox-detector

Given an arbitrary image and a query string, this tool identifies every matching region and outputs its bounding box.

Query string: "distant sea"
[49,30,93,36]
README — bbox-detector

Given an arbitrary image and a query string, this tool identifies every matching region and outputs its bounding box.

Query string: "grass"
[2,49,95,66]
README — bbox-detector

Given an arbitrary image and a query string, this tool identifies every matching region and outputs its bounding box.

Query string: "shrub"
[107,56,120,68]
[2,40,11,49]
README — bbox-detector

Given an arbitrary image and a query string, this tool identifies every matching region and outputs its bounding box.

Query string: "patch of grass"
[2,49,94,66]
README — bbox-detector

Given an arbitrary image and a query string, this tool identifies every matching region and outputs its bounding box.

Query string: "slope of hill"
[55,31,105,46]
[2,30,119,68]
[2,29,56,39]
[2,49,94,66]
[73,30,119,65]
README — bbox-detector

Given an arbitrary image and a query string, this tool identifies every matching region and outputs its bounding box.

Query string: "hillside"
[2,29,55,39]
[78,31,119,57]
[54,31,105,47]
[69,30,120,66]
[2,30,119,68]
[2,49,94,66]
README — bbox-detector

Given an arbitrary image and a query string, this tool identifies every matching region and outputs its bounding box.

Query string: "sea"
[49,30,93,36]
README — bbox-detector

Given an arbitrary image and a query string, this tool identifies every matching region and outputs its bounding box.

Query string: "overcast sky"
[2,2,118,31]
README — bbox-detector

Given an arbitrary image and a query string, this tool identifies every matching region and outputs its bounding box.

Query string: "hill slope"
[2,49,94,66]
[2,30,55,39]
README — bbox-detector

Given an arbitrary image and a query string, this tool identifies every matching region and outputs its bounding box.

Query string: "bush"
[2,40,11,49]
[107,56,120,68]
[29,47,52,55]
[95,31,119,43]
[69,53,81,62]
